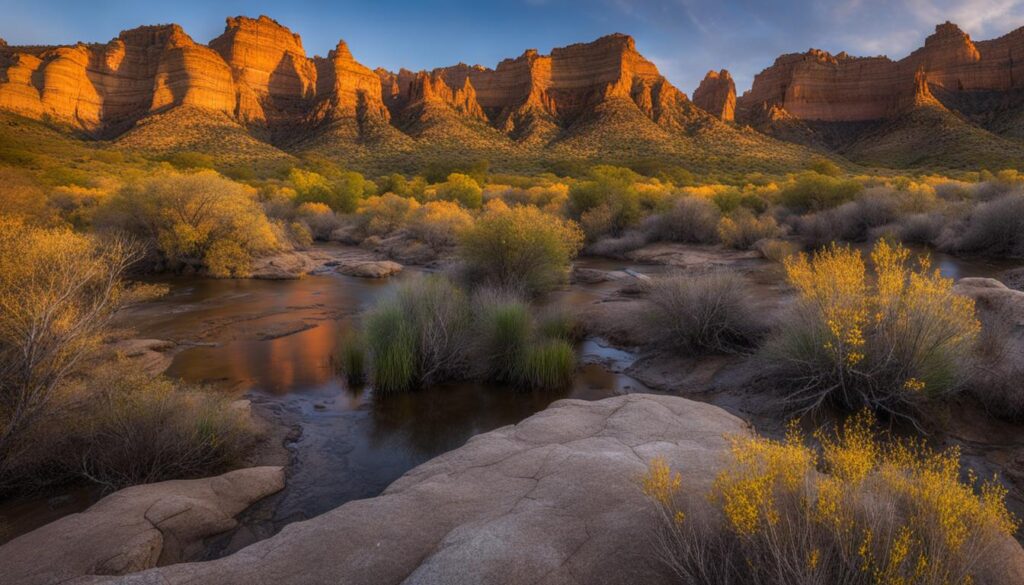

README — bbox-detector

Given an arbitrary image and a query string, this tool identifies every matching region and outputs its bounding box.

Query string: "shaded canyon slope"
[0,15,806,172]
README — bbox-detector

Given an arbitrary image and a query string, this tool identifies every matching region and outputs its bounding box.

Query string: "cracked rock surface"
[0,466,285,585]
[73,394,749,585]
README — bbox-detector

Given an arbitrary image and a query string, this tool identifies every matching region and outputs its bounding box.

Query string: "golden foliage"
[642,411,1019,585]
[769,241,980,418]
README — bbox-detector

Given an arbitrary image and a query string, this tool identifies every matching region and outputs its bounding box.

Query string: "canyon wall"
[737,21,1024,123]
[0,22,691,139]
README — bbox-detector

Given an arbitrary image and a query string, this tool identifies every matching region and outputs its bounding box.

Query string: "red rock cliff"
[737,21,1024,123]
[693,70,736,121]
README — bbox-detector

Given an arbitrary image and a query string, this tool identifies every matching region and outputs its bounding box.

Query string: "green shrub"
[165,151,215,170]
[779,171,862,213]
[568,166,643,237]
[458,204,584,295]
[289,168,369,213]
[717,209,781,249]
[434,173,483,209]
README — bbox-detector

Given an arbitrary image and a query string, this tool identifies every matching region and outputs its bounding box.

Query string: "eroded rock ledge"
[0,466,285,585]
[71,394,748,585]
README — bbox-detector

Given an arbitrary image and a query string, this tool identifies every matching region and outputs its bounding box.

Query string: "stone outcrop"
[0,466,285,585]
[693,69,735,121]
[737,21,1024,124]
[68,394,751,585]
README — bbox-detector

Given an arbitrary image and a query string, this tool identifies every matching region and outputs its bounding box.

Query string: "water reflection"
[117,267,652,540]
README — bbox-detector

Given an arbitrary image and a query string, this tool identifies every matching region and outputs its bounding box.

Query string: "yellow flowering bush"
[764,240,980,420]
[642,411,1018,585]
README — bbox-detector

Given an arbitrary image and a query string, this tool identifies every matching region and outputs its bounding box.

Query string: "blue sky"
[4,0,1024,95]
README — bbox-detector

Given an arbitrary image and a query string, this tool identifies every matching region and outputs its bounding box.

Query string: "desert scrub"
[97,169,280,276]
[78,363,255,489]
[717,209,781,249]
[0,218,155,485]
[763,241,980,421]
[458,202,584,295]
[642,411,1019,585]
[640,272,766,354]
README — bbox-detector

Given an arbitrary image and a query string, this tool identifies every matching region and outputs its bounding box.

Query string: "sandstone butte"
[692,69,736,122]
[735,21,1024,124]
[0,15,695,141]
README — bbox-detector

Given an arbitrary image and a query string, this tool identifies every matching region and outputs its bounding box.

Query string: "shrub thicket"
[78,364,254,489]
[762,241,980,421]
[458,203,584,295]
[98,170,280,277]
[643,411,1019,585]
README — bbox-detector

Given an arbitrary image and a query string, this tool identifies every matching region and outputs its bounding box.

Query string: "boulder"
[339,260,403,278]
[955,277,1024,361]
[0,467,285,585]
[74,395,749,585]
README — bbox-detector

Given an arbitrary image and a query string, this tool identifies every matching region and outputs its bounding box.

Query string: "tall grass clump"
[357,280,578,392]
[471,289,577,389]
[515,340,576,389]
[335,328,367,386]
[472,291,532,383]
[642,411,1019,585]
[363,276,471,393]
[640,272,766,354]
[763,240,980,421]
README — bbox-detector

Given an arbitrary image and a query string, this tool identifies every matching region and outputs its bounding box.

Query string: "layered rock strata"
[737,21,1024,124]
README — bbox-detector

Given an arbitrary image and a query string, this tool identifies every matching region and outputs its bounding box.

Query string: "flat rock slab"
[625,243,761,270]
[338,260,403,278]
[249,246,387,280]
[0,467,285,585]
[75,395,749,585]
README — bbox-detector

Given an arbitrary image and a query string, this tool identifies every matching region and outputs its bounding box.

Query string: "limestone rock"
[0,467,285,585]
[693,69,735,121]
[69,394,751,585]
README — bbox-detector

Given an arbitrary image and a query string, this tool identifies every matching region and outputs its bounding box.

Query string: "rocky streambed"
[1,242,1023,584]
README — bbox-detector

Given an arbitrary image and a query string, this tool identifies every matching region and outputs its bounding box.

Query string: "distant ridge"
[4,16,1024,170]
